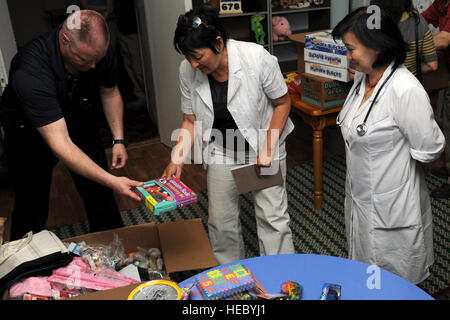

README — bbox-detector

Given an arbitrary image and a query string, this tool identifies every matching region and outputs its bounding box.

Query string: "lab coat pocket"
[372,225,427,284]
[368,115,393,153]
[372,179,420,229]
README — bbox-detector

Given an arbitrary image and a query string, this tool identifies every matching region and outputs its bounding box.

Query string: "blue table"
[179,254,433,300]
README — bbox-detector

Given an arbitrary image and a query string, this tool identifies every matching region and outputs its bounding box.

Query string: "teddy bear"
[272,16,291,41]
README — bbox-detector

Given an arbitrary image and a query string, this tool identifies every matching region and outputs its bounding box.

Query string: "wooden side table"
[290,93,342,211]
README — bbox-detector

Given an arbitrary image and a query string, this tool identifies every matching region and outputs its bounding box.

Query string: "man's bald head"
[63,10,110,50]
[59,10,111,73]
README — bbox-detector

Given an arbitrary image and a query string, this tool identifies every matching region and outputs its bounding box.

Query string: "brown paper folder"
[231,162,283,194]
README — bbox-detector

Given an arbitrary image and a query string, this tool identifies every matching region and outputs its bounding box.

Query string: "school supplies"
[133,176,198,215]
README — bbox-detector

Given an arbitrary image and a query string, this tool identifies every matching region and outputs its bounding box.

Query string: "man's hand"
[111,143,128,169]
[111,176,144,201]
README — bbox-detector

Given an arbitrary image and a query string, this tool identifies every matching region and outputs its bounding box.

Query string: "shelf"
[272,40,293,46]
[274,44,298,62]
[219,11,268,18]
[272,6,331,15]
[197,0,331,73]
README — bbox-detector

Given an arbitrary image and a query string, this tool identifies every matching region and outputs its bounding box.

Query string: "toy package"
[285,72,302,95]
[134,176,198,215]
[194,263,257,300]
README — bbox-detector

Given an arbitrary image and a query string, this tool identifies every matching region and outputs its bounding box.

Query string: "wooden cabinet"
[194,0,331,73]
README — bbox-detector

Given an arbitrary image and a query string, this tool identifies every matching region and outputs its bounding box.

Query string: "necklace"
[366,73,383,88]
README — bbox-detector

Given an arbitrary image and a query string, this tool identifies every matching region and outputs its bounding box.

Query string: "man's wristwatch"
[112,139,128,148]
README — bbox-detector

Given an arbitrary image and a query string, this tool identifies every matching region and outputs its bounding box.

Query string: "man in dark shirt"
[0,10,143,240]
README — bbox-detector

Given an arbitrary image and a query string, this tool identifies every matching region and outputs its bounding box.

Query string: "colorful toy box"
[134,176,198,215]
[195,263,256,300]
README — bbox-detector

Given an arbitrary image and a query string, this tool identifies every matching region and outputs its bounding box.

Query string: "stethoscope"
[336,67,396,136]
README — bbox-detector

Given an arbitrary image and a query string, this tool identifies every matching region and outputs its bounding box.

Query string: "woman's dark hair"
[174,3,228,57]
[332,7,408,70]
[369,0,416,22]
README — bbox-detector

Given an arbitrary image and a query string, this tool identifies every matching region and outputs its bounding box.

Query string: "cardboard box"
[70,219,217,300]
[288,30,327,74]
[305,30,347,55]
[300,73,351,108]
[305,62,350,82]
[4,219,217,300]
[304,48,349,69]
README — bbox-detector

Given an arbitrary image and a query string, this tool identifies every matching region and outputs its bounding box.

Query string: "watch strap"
[112,139,128,148]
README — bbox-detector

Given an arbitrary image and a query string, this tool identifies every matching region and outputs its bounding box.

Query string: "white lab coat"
[178,39,294,166]
[338,63,445,284]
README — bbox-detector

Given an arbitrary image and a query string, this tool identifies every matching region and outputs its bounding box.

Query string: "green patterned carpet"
[51,155,450,299]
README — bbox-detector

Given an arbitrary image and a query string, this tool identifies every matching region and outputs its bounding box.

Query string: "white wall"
[351,0,370,10]
[139,0,189,147]
[0,0,17,75]
[7,0,80,48]
[331,0,349,28]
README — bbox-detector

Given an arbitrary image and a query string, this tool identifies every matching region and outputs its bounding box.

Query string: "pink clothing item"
[9,276,53,298]
[47,257,139,291]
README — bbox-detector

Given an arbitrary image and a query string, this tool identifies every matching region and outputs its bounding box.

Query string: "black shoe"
[430,183,450,199]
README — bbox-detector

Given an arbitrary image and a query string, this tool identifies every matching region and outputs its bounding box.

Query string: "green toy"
[251,14,266,45]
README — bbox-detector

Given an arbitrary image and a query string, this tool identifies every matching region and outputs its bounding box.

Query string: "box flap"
[64,223,160,253]
[289,29,328,44]
[70,283,142,300]
[157,219,217,273]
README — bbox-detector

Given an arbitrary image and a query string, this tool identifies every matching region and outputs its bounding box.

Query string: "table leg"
[313,129,323,211]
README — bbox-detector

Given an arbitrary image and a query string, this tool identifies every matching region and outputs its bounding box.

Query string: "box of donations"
[304,30,347,55]
[300,72,351,108]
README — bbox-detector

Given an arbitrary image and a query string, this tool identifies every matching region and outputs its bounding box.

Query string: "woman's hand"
[161,161,184,179]
[255,152,272,176]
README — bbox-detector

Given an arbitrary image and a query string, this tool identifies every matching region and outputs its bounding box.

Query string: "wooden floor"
[0,112,345,242]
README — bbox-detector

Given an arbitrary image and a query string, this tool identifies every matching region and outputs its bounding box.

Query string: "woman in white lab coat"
[332,7,445,284]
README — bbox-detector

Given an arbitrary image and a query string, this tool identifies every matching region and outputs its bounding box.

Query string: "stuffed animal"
[272,16,291,41]
[251,14,266,45]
